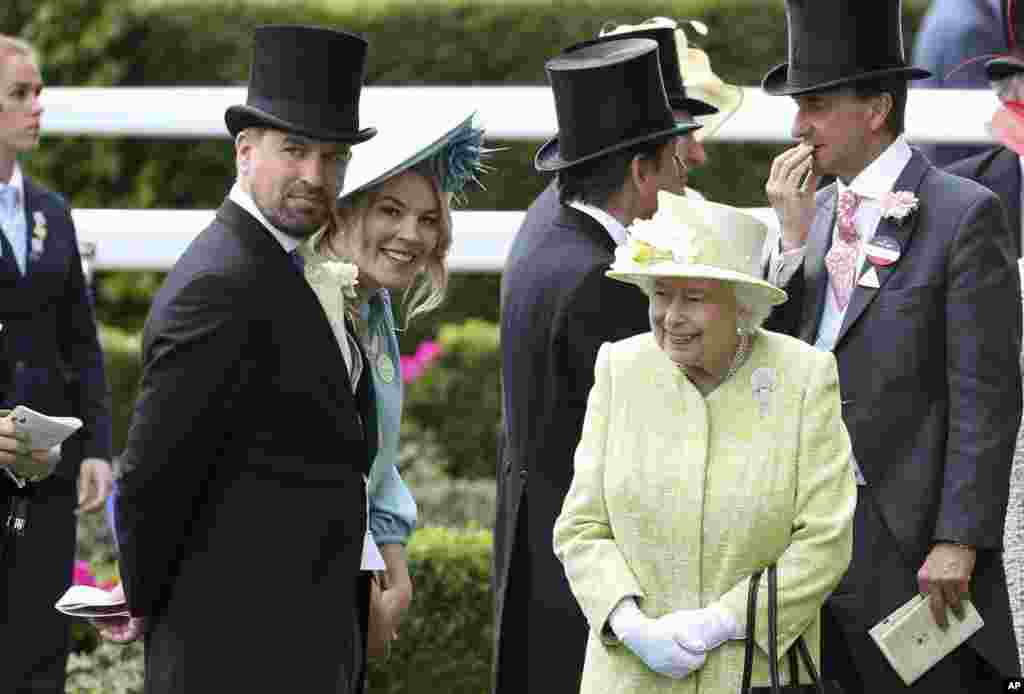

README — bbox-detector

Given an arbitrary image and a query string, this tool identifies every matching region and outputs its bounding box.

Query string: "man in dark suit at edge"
[763,1,1022,688]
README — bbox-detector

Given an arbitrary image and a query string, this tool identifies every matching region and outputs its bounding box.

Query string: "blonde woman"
[301,112,490,664]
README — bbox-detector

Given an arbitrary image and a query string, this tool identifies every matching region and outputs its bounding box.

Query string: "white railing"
[42,86,1000,143]
[48,86,1000,272]
[73,207,782,273]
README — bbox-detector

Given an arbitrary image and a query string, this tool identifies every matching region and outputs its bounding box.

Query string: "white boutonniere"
[308,259,359,300]
[30,211,47,260]
[879,191,919,224]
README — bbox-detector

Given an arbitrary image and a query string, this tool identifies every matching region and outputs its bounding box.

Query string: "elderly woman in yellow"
[553,191,857,692]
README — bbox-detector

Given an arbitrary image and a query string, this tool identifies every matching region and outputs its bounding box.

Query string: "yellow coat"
[553,329,856,693]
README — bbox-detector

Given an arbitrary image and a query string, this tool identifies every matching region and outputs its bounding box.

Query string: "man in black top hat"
[493,37,709,694]
[580,19,719,192]
[763,0,1021,689]
[98,25,379,694]
[947,0,1024,259]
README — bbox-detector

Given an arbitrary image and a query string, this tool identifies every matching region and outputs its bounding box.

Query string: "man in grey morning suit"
[763,1,1022,689]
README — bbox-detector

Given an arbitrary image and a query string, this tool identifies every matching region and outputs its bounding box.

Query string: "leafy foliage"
[403,319,502,479]
[367,526,493,694]
[5,0,929,334]
[69,515,494,694]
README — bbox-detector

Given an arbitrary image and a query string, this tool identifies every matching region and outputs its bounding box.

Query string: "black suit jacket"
[766,149,1022,676]
[946,146,1022,259]
[0,176,110,479]
[494,182,651,694]
[116,199,377,694]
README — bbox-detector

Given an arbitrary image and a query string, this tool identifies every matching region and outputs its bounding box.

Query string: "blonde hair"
[332,165,452,325]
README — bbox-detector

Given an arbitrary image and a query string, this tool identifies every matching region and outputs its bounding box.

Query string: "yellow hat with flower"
[607,191,787,306]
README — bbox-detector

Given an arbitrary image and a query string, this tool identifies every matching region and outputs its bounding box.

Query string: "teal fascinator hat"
[337,112,497,204]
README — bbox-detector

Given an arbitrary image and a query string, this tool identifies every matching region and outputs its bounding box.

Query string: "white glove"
[608,598,706,679]
[661,605,742,653]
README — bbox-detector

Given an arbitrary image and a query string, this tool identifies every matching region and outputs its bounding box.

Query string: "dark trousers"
[0,475,78,694]
[352,572,369,694]
[822,487,1002,690]
[493,491,532,694]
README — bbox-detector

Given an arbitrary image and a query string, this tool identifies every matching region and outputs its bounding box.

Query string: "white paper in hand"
[55,585,130,619]
[10,405,82,450]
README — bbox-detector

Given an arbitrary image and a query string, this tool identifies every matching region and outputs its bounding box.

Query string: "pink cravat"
[824,190,862,311]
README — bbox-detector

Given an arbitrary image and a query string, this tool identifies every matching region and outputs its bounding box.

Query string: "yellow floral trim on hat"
[630,239,674,264]
[615,209,734,274]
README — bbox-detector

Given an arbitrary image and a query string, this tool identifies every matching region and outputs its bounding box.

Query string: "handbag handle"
[740,564,828,693]
[740,569,763,692]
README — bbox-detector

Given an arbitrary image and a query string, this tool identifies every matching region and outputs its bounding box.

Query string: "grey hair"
[731,282,774,333]
[637,277,773,333]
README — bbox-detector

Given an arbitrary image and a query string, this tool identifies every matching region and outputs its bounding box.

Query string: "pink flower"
[401,356,425,384]
[401,340,444,384]
[880,191,919,223]
[73,560,97,587]
[414,340,442,365]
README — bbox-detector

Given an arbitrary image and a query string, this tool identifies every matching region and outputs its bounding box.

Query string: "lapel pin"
[751,367,776,417]
[865,235,900,267]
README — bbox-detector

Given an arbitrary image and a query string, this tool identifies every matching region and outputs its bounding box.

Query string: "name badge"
[865,236,901,267]
[377,353,395,384]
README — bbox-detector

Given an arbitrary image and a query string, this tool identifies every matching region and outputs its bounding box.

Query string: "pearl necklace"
[725,332,751,382]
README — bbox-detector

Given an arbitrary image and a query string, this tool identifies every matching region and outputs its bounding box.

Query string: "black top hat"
[567,27,717,117]
[987,0,1024,80]
[225,25,376,144]
[535,38,701,172]
[762,0,931,96]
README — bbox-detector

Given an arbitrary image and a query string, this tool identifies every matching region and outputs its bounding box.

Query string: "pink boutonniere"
[880,191,919,224]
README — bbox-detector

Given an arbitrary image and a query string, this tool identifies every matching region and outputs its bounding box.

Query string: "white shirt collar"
[568,199,629,246]
[228,182,300,253]
[2,162,25,207]
[837,135,913,201]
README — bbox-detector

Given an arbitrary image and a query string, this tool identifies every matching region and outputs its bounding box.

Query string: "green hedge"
[4,0,929,340]
[367,526,493,694]
[1,0,932,212]
[99,325,142,456]
[68,523,493,694]
[403,319,501,479]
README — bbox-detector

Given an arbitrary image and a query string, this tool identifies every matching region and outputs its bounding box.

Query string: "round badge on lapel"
[865,236,901,267]
[377,353,395,384]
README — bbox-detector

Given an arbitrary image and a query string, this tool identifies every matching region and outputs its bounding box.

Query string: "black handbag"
[740,564,844,693]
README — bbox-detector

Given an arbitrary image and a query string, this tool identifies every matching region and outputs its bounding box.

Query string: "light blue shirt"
[0,163,28,274]
[362,290,418,546]
[813,137,913,352]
